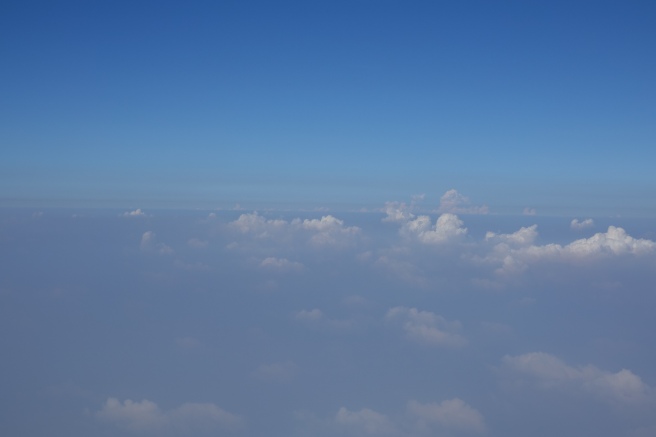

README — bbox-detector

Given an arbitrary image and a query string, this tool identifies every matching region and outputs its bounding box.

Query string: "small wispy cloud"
[122,208,147,218]
[571,218,595,230]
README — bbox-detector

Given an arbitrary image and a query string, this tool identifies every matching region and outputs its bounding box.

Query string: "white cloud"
[503,352,651,404]
[229,212,360,247]
[484,225,656,275]
[96,398,243,435]
[96,398,166,432]
[564,226,655,256]
[523,207,537,216]
[571,218,595,230]
[385,307,466,347]
[140,231,174,255]
[485,225,538,247]
[230,212,288,238]
[382,201,416,223]
[260,257,304,272]
[401,213,468,244]
[438,189,488,215]
[407,398,486,434]
[335,407,396,435]
[122,208,147,218]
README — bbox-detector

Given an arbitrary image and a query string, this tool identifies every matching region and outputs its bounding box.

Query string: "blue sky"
[2,0,655,214]
[2,2,656,436]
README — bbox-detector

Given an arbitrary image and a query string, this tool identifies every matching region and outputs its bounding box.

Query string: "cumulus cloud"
[484,225,656,275]
[407,398,486,434]
[523,207,537,216]
[335,407,396,435]
[503,352,651,404]
[229,212,360,247]
[230,212,288,238]
[382,201,416,223]
[122,209,147,218]
[385,307,466,347]
[295,215,361,246]
[260,257,304,272]
[95,398,243,434]
[401,213,468,244]
[570,218,595,230]
[485,225,538,246]
[140,231,174,255]
[438,189,488,215]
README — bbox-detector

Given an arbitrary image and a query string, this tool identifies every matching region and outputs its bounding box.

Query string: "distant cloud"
[407,398,486,433]
[229,212,360,247]
[140,231,173,255]
[503,352,651,404]
[297,215,360,247]
[438,189,488,215]
[335,407,396,435]
[96,398,243,434]
[122,208,147,218]
[382,201,415,223]
[571,218,595,230]
[484,225,656,275]
[260,257,304,272]
[386,306,466,347]
[486,225,538,246]
[401,213,468,244]
[303,399,485,437]
[523,207,537,216]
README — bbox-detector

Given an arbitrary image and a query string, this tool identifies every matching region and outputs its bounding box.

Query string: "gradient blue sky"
[2,0,655,214]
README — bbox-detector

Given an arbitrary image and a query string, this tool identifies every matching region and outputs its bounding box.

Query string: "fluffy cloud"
[96,398,243,434]
[485,225,538,246]
[335,407,396,435]
[438,190,488,215]
[140,231,174,255]
[122,209,147,217]
[401,213,468,244]
[571,218,595,230]
[229,212,288,238]
[503,352,651,404]
[229,212,360,247]
[523,207,537,216]
[297,215,361,246]
[407,398,486,434]
[386,307,466,347]
[302,399,486,437]
[484,225,656,275]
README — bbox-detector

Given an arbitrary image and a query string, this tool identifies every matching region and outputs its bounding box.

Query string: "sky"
[2,1,656,436]
[2,0,655,214]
